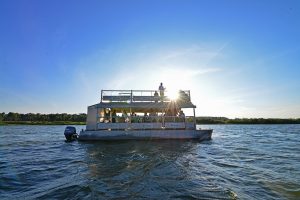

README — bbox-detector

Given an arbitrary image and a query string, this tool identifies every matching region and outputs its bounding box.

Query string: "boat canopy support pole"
[130,107,132,123]
[96,106,99,130]
[193,108,196,129]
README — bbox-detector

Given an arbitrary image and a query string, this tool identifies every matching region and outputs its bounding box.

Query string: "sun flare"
[167,89,179,100]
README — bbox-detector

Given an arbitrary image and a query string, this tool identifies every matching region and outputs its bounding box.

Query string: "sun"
[168,89,179,101]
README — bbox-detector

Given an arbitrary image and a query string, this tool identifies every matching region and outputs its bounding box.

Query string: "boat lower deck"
[78,129,212,141]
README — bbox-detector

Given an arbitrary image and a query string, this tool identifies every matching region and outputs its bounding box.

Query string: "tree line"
[196,117,300,124]
[0,112,86,122]
[1,113,299,124]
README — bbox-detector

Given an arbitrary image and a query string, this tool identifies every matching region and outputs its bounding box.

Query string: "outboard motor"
[64,126,78,141]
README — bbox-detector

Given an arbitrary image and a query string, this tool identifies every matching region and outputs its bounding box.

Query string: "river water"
[0,125,299,199]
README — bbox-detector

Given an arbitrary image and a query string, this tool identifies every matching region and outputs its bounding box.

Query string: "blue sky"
[0,0,299,118]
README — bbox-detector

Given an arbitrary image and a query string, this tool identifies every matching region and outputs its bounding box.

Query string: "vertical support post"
[96,106,98,130]
[193,108,196,130]
[162,109,164,127]
[131,90,133,103]
[129,107,132,123]
[101,90,103,102]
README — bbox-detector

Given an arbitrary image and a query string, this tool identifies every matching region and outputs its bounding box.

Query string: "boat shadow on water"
[82,139,202,175]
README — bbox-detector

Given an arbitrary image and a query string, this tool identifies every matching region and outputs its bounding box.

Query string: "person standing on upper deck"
[159,82,165,97]
[154,91,159,103]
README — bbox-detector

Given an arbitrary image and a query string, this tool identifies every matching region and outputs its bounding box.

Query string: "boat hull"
[78,129,212,141]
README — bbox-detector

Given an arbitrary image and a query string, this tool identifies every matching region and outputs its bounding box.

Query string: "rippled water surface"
[1,125,300,199]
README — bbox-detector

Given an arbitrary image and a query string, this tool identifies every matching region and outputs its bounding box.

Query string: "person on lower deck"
[122,110,129,123]
[179,110,185,122]
[131,112,137,123]
[149,109,157,122]
[143,112,149,122]
[104,109,111,123]
[112,110,116,123]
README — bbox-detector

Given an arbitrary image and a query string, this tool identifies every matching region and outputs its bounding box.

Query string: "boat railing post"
[101,90,103,102]
[131,90,133,103]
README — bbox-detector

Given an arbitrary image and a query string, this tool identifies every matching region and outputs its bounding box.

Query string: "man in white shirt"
[159,82,165,97]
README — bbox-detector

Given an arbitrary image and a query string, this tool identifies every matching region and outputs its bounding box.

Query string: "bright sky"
[1,0,300,118]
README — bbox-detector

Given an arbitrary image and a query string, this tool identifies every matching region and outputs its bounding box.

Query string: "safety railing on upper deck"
[101,90,191,103]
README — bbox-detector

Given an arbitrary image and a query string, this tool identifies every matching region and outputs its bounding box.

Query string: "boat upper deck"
[101,89,191,103]
[95,89,195,109]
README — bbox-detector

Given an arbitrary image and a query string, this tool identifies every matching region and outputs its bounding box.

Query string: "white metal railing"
[101,89,191,103]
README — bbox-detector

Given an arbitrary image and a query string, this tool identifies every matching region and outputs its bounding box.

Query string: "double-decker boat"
[77,89,213,141]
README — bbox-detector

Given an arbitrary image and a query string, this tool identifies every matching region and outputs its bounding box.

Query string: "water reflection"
[83,140,194,178]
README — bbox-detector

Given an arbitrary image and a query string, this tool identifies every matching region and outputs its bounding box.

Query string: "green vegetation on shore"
[0,121,86,125]
[0,112,299,125]
[0,112,86,125]
[196,117,300,124]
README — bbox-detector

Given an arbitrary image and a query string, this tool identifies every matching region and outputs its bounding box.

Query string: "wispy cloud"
[162,42,230,66]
